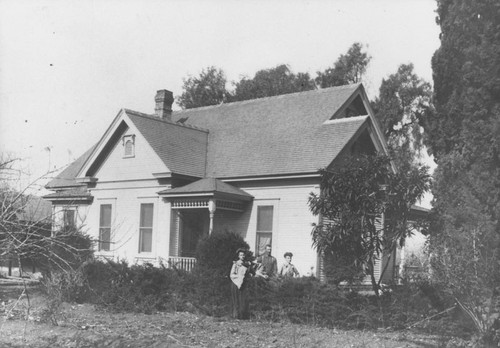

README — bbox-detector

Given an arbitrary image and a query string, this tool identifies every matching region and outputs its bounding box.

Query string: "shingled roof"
[46,84,374,189]
[46,144,97,189]
[125,110,208,178]
[159,177,253,200]
[172,84,368,178]
[43,187,93,200]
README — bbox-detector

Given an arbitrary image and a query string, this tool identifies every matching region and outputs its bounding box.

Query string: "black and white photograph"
[0,0,498,346]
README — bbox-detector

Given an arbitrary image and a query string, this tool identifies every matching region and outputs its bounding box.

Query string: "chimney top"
[155,90,174,121]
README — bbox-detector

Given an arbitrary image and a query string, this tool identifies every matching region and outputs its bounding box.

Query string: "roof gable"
[74,110,170,180]
[73,109,208,182]
[125,110,208,178]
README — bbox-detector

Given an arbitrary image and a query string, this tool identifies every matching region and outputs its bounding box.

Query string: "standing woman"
[230,248,252,319]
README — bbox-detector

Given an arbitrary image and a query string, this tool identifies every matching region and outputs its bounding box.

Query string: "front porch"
[157,178,254,271]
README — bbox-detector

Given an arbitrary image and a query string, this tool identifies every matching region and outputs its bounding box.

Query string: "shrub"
[322,252,365,286]
[195,229,250,277]
[39,257,479,346]
[248,277,367,328]
[83,260,190,313]
[23,226,94,274]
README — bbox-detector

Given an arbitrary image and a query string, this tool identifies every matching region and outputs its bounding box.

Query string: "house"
[44,83,397,281]
[0,194,52,277]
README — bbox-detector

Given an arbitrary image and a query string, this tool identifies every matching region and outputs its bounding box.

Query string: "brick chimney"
[154,90,174,121]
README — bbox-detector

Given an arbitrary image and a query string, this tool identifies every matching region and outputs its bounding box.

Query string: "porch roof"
[43,187,93,203]
[158,177,253,201]
[409,204,431,220]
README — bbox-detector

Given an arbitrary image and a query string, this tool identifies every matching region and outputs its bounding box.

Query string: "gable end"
[85,121,129,177]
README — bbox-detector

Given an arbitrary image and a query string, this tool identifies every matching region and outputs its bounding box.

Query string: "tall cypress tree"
[422,0,500,343]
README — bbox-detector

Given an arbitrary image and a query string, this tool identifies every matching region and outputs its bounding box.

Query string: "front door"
[179,209,209,257]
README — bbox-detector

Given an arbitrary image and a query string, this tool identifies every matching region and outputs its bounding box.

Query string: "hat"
[236,248,247,255]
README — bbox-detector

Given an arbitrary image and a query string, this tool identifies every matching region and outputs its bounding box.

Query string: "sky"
[0,0,440,198]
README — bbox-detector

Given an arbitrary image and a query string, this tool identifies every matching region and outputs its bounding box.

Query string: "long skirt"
[230,281,249,319]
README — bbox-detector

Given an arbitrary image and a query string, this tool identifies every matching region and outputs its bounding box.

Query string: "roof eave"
[219,172,321,182]
[43,196,93,203]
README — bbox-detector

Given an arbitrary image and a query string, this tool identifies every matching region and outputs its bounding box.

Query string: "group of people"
[229,244,300,319]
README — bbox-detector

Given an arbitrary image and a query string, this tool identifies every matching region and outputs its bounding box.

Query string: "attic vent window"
[122,135,135,158]
[331,94,368,120]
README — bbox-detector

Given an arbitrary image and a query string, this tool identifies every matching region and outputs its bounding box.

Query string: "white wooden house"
[44,83,399,282]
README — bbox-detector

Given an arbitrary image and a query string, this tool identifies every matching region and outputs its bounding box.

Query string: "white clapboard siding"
[94,129,167,182]
[89,186,166,263]
[217,182,320,277]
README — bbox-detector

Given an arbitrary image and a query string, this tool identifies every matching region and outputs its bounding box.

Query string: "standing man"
[256,244,278,279]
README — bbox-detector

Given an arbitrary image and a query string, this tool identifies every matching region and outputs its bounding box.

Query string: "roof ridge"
[173,83,362,115]
[124,108,209,133]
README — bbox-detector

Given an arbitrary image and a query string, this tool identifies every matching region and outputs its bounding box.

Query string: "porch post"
[208,199,216,234]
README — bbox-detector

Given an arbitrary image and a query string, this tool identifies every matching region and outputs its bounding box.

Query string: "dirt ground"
[0,285,441,348]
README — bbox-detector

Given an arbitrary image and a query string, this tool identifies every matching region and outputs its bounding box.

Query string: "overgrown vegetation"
[34,231,475,347]
[308,154,430,295]
[39,258,474,342]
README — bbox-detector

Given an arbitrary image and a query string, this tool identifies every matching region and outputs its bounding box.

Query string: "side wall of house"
[87,180,171,264]
[58,123,172,264]
[215,178,321,277]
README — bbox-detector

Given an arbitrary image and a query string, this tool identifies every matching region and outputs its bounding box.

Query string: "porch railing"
[167,256,197,272]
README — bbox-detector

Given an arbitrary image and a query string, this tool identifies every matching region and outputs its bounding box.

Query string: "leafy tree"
[315,42,371,88]
[372,64,433,167]
[421,0,500,344]
[231,64,315,102]
[308,154,430,295]
[176,66,229,109]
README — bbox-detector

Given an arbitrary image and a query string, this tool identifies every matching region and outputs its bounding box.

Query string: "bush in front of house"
[248,276,377,328]
[195,229,251,276]
[36,226,95,322]
[41,258,476,346]
[82,260,191,314]
[189,229,254,316]
[23,225,94,274]
[41,259,190,314]
[38,227,476,343]
[44,230,252,315]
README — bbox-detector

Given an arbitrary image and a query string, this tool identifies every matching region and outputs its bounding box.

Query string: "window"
[63,209,75,229]
[99,204,112,251]
[122,135,135,157]
[124,140,133,156]
[255,206,273,256]
[139,203,154,253]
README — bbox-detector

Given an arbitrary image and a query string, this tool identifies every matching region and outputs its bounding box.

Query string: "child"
[279,252,299,278]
